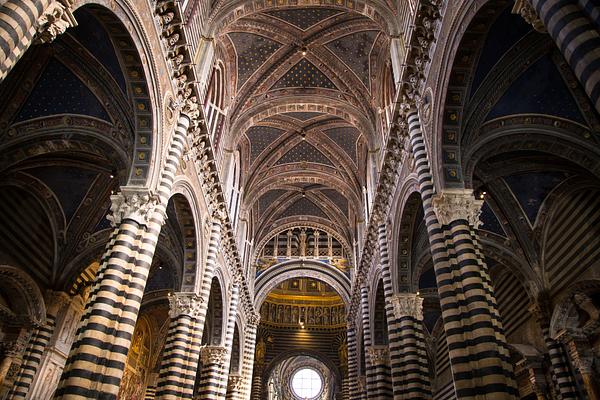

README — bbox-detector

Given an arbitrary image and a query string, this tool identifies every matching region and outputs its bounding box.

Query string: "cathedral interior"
[0,0,599,399]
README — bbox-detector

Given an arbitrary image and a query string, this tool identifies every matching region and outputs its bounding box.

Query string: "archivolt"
[254,260,351,309]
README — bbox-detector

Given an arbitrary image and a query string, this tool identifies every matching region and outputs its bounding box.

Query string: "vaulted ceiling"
[216,5,391,249]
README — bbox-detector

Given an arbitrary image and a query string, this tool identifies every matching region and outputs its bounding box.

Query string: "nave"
[0,0,599,399]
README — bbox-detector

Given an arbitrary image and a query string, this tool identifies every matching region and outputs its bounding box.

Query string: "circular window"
[291,367,323,399]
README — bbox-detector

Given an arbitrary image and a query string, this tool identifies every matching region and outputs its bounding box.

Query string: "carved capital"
[390,293,423,320]
[357,376,367,392]
[36,0,77,44]
[246,312,261,328]
[556,329,594,374]
[180,95,200,122]
[168,292,203,318]
[200,345,228,365]
[0,337,28,358]
[106,188,160,227]
[512,0,546,33]
[366,346,389,365]
[228,374,245,391]
[431,189,483,228]
[45,290,71,316]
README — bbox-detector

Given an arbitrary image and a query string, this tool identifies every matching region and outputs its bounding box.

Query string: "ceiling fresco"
[218,5,390,256]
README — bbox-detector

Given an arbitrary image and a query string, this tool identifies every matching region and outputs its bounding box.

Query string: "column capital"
[179,94,200,122]
[35,0,77,44]
[366,346,389,365]
[227,373,245,391]
[168,292,203,318]
[390,293,423,320]
[45,290,71,316]
[431,189,483,228]
[107,188,160,227]
[200,345,228,365]
[512,0,546,33]
[0,337,28,358]
[246,312,260,328]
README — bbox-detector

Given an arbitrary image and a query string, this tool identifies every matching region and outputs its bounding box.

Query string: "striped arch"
[229,315,244,374]
[227,98,378,151]
[254,260,351,309]
[204,274,227,346]
[169,194,199,292]
[69,3,162,187]
[207,0,400,36]
[0,265,46,326]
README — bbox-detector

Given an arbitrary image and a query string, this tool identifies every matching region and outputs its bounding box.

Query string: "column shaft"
[377,224,431,399]
[240,319,258,400]
[7,292,69,399]
[212,282,241,400]
[156,293,204,399]
[54,114,190,399]
[530,0,600,113]
[197,346,228,399]
[347,326,360,400]
[0,0,51,80]
[359,286,376,399]
[407,109,517,399]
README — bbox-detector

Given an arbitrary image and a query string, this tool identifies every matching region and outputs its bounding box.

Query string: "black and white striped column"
[366,346,392,398]
[0,0,76,81]
[376,223,430,399]
[7,291,69,399]
[240,314,259,400]
[144,385,157,399]
[54,110,191,399]
[407,107,518,399]
[226,373,243,400]
[389,293,430,398]
[529,298,578,398]
[527,0,600,113]
[155,292,203,399]
[197,346,228,399]
[347,325,360,400]
[359,285,376,399]
[208,280,241,400]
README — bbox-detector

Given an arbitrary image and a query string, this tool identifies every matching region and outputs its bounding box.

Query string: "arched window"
[204,61,227,148]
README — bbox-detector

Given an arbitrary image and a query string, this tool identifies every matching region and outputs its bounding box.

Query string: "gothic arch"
[0,265,46,326]
[207,0,400,37]
[254,260,351,309]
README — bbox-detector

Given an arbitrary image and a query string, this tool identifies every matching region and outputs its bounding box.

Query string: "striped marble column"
[347,325,360,400]
[212,281,241,400]
[226,373,243,400]
[525,0,600,113]
[406,107,518,399]
[389,293,430,398]
[366,346,392,398]
[240,314,259,400]
[7,291,70,399]
[341,375,349,400]
[250,367,262,400]
[0,0,76,81]
[144,385,157,399]
[376,223,429,399]
[155,292,203,399]
[529,298,578,398]
[197,346,228,399]
[54,108,192,399]
[359,285,376,399]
